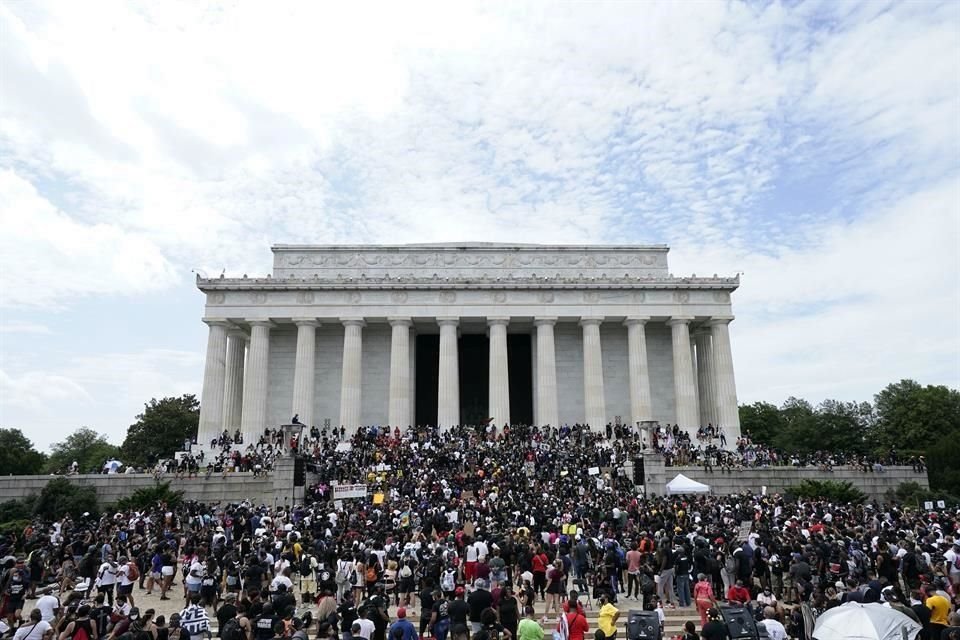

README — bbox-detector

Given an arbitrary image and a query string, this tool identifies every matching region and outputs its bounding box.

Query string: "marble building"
[195,244,741,445]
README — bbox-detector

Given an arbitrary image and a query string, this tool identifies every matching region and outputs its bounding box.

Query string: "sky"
[0,0,958,452]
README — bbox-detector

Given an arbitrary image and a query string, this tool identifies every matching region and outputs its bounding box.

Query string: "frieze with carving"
[208,293,226,305]
[538,291,555,303]
[296,291,315,304]
[390,291,408,303]
[249,292,268,304]
[439,291,456,303]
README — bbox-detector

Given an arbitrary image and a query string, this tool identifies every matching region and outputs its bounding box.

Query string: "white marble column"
[291,319,319,428]
[437,317,460,429]
[488,317,511,426]
[694,328,716,428]
[198,319,230,445]
[409,328,417,427]
[338,318,365,433]
[388,317,413,428]
[534,318,559,427]
[667,316,698,435]
[240,319,273,445]
[624,317,653,426]
[580,316,606,432]
[709,316,741,440]
[690,342,700,426]
[221,329,247,434]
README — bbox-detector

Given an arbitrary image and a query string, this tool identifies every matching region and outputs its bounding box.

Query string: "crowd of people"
[651,423,921,473]
[1,422,957,640]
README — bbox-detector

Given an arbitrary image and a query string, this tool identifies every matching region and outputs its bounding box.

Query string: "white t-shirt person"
[97,561,118,586]
[14,618,51,640]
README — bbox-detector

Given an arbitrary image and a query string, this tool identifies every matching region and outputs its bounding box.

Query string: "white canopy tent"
[812,602,921,640]
[665,473,711,494]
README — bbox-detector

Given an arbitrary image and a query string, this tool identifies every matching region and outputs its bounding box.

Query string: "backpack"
[221,615,244,640]
[127,562,140,581]
[916,553,930,574]
[73,621,92,640]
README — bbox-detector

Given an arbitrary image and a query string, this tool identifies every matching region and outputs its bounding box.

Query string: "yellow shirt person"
[597,597,620,639]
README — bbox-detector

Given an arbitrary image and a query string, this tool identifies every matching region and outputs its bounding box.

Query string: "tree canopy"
[739,379,960,493]
[46,427,119,474]
[121,394,199,465]
[0,428,47,475]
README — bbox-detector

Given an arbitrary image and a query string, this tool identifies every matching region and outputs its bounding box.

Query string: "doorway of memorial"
[507,334,533,426]
[458,334,489,426]
[414,334,440,427]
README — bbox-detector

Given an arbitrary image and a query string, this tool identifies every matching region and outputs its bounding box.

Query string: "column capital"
[340,317,366,327]
[388,317,413,327]
[579,316,604,327]
[623,316,650,327]
[245,319,275,328]
[693,325,713,337]
[487,317,510,327]
[533,317,558,327]
[707,315,735,326]
[666,315,695,326]
[202,318,232,328]
[292,318,321,328]
[226,328,249,340]
[436,316,459,327]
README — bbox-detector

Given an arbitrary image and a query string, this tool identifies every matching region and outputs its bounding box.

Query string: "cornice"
[197,274,740,292]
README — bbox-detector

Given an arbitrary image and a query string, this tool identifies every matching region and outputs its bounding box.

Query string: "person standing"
[758,607,786,640]
[699,608,729,640]
[596,594,619,640]
[96,557,118,607]
[516,607,542,640]
[179,596,210,640]
[693,575,715,627]
[387,609,417,640]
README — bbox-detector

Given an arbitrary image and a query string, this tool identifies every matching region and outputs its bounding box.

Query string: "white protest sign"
[924,501,934,510]
[333,484,368,500]
[588,467,600,476]
[937,500,946,508]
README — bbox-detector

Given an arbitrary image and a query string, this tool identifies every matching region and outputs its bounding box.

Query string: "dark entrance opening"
[414,334,439,427]
[508,334,533,425]
[459,335,489,425]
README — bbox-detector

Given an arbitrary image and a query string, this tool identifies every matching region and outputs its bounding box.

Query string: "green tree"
[121,395,199,465]
[32,477,99,520]
[813,399,873,454]
[926,433,960,496]
[0,428,47,475]
[46,427,119,474]
[872,380,960,452]
[738,402,782,445]
[775,397,821,452]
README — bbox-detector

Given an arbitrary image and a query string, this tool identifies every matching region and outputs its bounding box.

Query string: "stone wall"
[0,473,280,508]
[641,455,929,500]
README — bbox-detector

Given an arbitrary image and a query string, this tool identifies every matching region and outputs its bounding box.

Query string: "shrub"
[0,498,34,523]
[114,481,184,511]
[32,477,99,520]
[787,479,866,504]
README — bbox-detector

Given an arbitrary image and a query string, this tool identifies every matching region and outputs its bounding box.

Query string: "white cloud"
[0,170,179,307]
[0,348,202,450]
[0,322,52,334]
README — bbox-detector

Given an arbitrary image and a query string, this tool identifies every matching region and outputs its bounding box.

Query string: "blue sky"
[1,0,958,451]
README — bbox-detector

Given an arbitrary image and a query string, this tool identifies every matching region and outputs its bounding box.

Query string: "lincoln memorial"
[195,244,741,445]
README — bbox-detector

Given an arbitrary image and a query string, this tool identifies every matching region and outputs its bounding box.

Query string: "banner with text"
[333,484,368,500]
